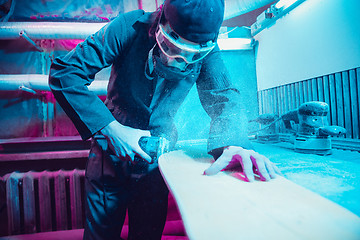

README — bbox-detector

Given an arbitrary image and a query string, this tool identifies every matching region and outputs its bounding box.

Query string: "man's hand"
[100,120,152,163]
[204,146,281,182]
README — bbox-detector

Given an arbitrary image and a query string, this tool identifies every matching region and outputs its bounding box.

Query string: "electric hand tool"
[252,101,346,155]
[130,136,170,176]
[294,101,346,155]
[137,136,170,163]
[137,137,210,164]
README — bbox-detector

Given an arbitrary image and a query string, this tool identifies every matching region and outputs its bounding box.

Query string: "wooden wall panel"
[350,69,359,139]
[335,72,345,131]
[329,74,337,126]
[342,71,352,138]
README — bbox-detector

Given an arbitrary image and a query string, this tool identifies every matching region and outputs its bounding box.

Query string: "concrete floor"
[253,141,360,217]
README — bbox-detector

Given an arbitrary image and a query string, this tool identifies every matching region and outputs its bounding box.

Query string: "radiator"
[4,169,85,235]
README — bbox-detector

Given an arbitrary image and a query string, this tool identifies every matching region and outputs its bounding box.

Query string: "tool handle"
[319,126,346,136]
[138,136,170,163]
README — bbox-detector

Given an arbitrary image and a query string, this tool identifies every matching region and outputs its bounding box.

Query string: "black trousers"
[83,136,169,240]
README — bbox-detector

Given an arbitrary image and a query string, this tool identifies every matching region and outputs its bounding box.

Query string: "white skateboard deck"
[158,150,360,240]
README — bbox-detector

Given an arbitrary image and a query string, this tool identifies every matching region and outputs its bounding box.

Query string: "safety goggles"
[155,22,216,64]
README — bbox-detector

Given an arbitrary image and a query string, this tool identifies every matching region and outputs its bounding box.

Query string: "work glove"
[204,146,281,182]
[100,120,152,163]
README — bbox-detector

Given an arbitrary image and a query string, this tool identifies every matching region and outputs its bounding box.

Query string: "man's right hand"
[100,120,152,163]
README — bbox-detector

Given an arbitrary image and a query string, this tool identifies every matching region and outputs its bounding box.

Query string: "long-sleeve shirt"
[49,9,253,158]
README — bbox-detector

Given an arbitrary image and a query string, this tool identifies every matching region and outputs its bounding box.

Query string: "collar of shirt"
[135,10,159,25]
[133,10,159,46]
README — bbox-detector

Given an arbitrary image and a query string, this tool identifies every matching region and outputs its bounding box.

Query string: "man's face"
[155,22,216,72]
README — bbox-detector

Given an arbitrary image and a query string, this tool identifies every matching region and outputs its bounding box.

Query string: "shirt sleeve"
[49,10,144,140]
[196,45,254,159]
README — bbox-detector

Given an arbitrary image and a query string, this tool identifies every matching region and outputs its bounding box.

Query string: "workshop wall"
[254,0,360,91]
[253,0,360,140]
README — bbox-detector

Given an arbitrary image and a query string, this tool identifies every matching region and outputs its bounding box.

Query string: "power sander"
[294,101,346,155]
[137,136,170,163]
[251,101,346,155]
[131,136,170,175]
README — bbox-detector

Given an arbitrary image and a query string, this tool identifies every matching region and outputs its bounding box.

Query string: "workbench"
[252,141,360,216]
[160,140,360,240]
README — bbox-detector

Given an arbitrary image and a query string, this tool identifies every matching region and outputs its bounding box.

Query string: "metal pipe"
[19,30,43,52]
[251,0,306,36]
[19,86,37,95]
[0,74,108,95]
[0,22,106,40]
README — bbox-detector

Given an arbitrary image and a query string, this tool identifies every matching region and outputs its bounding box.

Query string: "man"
[49,0,280,239]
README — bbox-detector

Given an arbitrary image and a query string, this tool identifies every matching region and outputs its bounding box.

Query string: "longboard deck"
[158,150,360,240]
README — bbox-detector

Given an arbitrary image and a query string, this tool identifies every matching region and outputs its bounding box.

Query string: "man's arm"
[48,11,141,140]
[49,10,151,161]
[196,46,280,181]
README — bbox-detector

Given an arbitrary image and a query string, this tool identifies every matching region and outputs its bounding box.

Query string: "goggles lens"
[155,23,215,64]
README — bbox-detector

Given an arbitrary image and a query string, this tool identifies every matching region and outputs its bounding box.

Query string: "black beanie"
[163,0,224,44]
